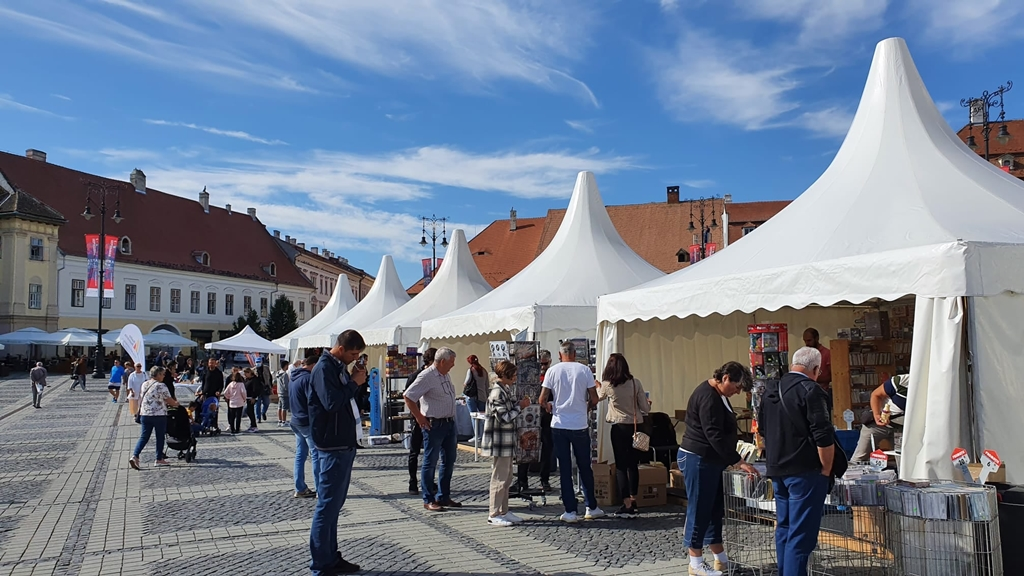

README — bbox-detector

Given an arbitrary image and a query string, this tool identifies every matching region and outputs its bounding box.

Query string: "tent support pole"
[962,296,981,460]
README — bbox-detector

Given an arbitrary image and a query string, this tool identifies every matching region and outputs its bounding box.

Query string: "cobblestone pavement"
[0,374,695,576]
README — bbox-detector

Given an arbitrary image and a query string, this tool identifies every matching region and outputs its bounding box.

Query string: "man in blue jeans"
[758,346,836,576]
[404,347,461,512]
[290,354,319,498]
[308,330,366,575]
[539,341,603,523]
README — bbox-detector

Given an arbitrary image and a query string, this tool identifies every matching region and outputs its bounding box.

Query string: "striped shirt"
[404,365,456,419]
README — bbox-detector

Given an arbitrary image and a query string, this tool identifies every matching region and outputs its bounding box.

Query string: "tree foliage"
[231,309,265,337]
[265,295,299,340]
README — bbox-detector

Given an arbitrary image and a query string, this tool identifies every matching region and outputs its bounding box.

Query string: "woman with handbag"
[679,361,758,576]
[482,359,531,527]
[597,353,651,516]
[464,355,489,442]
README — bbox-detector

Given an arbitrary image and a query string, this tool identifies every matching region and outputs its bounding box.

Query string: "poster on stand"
[507,341,541,464]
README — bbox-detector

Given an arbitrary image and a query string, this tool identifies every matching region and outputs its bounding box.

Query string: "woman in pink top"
[223,373,248,434]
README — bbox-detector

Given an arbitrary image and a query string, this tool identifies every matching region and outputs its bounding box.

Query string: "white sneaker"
[688,560,722,576]
[559,512,579,523]
[503,511,524,524]
[487,516,513,527]
[584,507,605,519]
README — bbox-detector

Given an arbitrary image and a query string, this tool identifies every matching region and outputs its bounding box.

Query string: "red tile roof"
[956,120,1024,180]
[0,151,311,288]
[406,199,790,294]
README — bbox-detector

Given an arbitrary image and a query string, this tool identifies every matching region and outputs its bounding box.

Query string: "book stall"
[381,345,421,438]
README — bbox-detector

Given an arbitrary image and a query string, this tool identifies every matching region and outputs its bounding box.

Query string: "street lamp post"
[81,179,124,379]
[961,81,1013,162]
[687,196,719,261]
[419,214,449,278]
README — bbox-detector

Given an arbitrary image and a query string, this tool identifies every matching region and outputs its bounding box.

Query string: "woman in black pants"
[597,353,651,515]
[243,367,262,432]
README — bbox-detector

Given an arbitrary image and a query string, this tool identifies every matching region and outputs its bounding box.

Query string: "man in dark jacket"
[308,330,366,576]
[201,358,224,429]
[289,355,319,498]
[758,346,835,576]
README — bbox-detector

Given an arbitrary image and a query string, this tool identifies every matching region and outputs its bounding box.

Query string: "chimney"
[666,185,680,204]
[312,247,319,255]
[225,204,232,215]
[723,193,733,203]
[339,257,348,265]
[25,149,47,162]
[510,207,518,231]
[285,234,291,242]
[297,242,305,250]
[199,187,210,213]
[130,168,146,193]
[273,230,280,238]
[289,238,297,245]
[247,207,257,221]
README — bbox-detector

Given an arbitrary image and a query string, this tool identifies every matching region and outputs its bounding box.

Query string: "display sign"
[85,235,118,298]
[979,449,1002,484]
[119,323,145,372]
[870,449,888,470]
[951,447,973,483]
[842,409,855,430]
[489,341,509,360]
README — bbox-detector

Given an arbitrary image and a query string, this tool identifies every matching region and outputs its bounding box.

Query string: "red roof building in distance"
[956,119,1024,181]
[408,191,789,295]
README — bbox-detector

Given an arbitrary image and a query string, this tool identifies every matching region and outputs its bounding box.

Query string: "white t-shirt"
[542,361,596,431]
[127,370,147,397]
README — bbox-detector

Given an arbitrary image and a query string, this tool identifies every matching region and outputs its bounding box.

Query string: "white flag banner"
[119,324,146,372]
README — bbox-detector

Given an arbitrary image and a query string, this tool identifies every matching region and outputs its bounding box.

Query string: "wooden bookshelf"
[831,339,852,429]
[831,338,897,428]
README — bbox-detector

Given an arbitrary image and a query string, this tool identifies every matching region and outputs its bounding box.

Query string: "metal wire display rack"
[884,480,1002,576]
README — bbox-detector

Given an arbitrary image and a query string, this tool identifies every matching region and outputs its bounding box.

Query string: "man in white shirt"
[539,341,603,523]
[126,362,147,417]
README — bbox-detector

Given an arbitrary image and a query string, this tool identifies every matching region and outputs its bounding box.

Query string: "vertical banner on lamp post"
[421,258,433,287]
[102,237,117,297]
[85,234,101,297]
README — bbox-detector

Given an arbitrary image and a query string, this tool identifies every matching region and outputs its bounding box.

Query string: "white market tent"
[296,255,410,349]
[143,330,198,348]
[273,273,358,351]
[0,327,53,345]
[421,171,664,353]
[595,38,1024,481]
[205,325,288,355]
[360,229,492,349]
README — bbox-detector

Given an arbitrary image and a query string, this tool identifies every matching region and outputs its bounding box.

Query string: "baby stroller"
[166,406,198,463]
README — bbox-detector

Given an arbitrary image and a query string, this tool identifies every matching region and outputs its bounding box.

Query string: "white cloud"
[791,107,855,138]
[0,93,71,119]
[50,93,72,101]
[565,119,597,134]
[742,0,889,46]
[144,119,287,145]
[660,0,680,11]
[683,179,716,188]
[652,31,799,130]
[910,0,1024,50]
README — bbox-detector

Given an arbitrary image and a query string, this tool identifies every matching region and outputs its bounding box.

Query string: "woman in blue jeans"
[463,355,489,441]
[128,366,180,469]
[678,361,757,576]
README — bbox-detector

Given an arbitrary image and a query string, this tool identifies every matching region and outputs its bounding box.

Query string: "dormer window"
[120,236,132,255]
[262,262,277,277]
[192,250,210,266]
[998,154,1015,169]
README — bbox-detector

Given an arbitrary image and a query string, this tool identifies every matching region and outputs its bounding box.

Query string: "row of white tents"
[0,326,197,348]
[270,38,1024,482]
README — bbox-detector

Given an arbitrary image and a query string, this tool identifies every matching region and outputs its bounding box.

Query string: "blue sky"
[1,0,1022,285]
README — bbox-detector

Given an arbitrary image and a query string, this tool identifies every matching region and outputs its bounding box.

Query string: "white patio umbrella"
[47,327,118,347]
[143,330,198,348]
[0,327,54,345]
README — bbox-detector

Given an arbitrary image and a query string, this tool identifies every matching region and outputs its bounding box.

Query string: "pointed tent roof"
[296,255,411,349]
[422,171,664,339]
[360,230,492,347]
[598,37,1024,325]
[273,273,358,349]
[205,325,288,354]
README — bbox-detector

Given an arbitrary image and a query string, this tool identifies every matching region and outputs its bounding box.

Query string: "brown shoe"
[439,498,462,508]
[423,501,445,512]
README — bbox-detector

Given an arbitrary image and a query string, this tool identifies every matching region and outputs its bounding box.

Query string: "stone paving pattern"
[0,374,698,575]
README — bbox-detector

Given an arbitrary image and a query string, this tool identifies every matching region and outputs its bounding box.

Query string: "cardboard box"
[968,463,1006,484]
[636,464,668,508]
[670,469,685,490]
[592,463,618,508]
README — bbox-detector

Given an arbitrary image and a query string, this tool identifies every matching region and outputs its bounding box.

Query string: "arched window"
[119,236,132,255]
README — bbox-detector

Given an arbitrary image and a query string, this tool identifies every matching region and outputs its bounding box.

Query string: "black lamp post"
[81,179,124,379]
[686,196,719,261]
[419,214,448,278]
[961,81,1013,162]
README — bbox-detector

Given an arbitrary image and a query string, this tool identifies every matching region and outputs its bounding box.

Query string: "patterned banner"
[85,235,117,298]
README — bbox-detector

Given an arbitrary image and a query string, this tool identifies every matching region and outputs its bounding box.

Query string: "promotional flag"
[119,324,146,372]
[85,235,118,297]
[706,243,718,257]
[689,244,702,263]
[102,236,117,297]
[421,258,432,281]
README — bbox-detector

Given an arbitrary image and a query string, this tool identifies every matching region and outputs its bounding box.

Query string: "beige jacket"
[598,378,651,425]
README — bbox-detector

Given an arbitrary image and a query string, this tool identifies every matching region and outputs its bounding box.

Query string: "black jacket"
[202,367,224,397]
[680,380,741,465]
[308,350,358,451]
[758,372,835,477]
[244,376,262,400]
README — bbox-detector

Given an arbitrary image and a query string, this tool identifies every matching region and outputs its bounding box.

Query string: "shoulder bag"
[631,379,651,452]
[463,370,478,399]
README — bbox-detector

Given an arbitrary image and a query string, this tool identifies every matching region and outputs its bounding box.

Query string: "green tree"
[231,309,265,337]
[265,295,299,340]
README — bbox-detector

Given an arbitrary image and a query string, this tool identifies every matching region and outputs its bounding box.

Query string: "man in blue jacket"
[289,355,319,498]
[308,330,366,576]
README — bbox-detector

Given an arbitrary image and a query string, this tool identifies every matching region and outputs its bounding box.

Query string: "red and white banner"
[85,235,118,298]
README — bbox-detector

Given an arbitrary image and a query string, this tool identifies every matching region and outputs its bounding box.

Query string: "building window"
[120,237,132,255]
[742,226,757,236]
[28,284,42,309]
[71,279,85,307]
[299,301,305,320]
[102,297,112,309]
[260,297,268,317]
[170,288,181,313]
[207,292,217,315]
[149,286,161,312]
[225,294,234,316]
[125,284,137,310]
[243,295,252,314]
[190,290,200,314]
[268,263,277,277]
[29,238,44,261]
